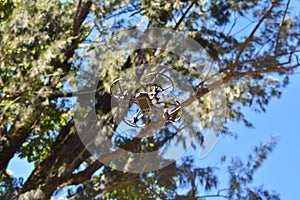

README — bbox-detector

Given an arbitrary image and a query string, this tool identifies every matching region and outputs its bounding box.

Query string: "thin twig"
[274,0,291,56]
[230,1,280,72]
[174,2,195,31]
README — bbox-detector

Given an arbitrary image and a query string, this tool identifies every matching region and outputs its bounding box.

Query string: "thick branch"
[68,128,178,185]
[73,0,92,36]
[0,110,42,172]
[19,121,91,199]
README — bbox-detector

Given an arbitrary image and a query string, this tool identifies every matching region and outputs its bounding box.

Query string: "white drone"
[110,72,182,128]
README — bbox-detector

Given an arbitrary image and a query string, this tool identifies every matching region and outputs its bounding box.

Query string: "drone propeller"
[110,78,135,102]
[145,72,174,93]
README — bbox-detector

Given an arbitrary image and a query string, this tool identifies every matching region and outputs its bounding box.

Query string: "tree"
[0,0,299,199]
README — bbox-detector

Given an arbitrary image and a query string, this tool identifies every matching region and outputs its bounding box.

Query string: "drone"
[110,72,182,128]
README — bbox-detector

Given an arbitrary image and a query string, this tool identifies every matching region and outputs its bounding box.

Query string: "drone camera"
[135,92,152,114]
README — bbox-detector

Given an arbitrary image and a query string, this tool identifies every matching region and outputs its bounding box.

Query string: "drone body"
[135,92,152,115]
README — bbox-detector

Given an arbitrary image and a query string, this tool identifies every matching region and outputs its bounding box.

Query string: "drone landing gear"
[123,101,182,128]
[126,108,151,127]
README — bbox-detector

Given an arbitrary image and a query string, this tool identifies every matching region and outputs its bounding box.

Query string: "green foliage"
[0,0,14,22]
[0,0,76,166]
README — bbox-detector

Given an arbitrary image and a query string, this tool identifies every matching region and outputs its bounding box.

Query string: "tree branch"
[174,2,195,31]
[68,127,178,186]
[0,109,43,172]
[73,0,92,36]
[230,0,280,71]
[274,0,291,56]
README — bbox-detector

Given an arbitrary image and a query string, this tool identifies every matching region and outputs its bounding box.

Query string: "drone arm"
[165,101,182,122]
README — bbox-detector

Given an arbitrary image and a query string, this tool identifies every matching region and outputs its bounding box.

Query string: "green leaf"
[55,82,62,88]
